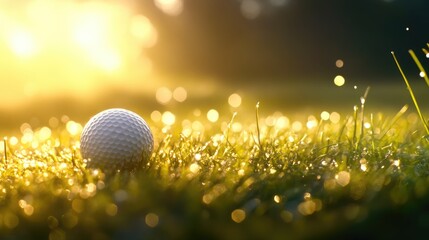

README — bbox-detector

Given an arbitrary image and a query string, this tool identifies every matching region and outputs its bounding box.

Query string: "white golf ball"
[80,108,153,172]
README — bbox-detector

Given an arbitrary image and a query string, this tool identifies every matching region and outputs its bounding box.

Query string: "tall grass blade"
[255,102,264,153]
[409,50,429,87]
[391,51,429,135]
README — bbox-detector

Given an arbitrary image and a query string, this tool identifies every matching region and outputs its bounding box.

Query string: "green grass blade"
[409,50,429,87]
[391,51,429,135]
[255,102,264,153]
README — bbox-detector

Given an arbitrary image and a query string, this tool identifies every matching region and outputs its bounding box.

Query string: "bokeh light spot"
[320,111,330,121]
[228,93,242,108]
[151,111,162,122]
[207,109,219,123]
[155,0,184,16]
[105,203,118,216]
[145,213,159,228]
[330,112,341,123]
[231,209,246,223]
[241,0,261,19]
[38,127,52,141]
[334,75,345,87]
[189,163,200,173]
[335,171,351,187]
[66,121,82,136]
[292,121,303,132]
[162,111,176,125]
[335,59,344,68]
[173,87,187,102]
[130,15,158,48]
[156,87,173,105]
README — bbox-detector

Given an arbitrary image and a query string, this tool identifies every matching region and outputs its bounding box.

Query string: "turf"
[1,100,429,240]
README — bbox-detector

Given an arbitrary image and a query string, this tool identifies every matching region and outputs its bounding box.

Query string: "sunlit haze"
[0,0,157,106]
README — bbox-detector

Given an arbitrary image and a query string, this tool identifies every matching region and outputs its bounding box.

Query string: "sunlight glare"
[130,15,158,48]
[7,29,38,58]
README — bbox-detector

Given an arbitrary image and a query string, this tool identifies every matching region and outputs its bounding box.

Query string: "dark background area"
[138,0,429,82]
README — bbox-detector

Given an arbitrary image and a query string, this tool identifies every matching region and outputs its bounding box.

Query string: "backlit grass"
[1,99,429,239]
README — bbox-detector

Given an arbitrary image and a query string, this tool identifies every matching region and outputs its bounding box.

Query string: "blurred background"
[0,0,428,132]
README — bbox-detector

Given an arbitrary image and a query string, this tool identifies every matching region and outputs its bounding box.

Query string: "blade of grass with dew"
[359,87,370,144]
[255,102,264,153]
[409,50,429,87]
[391,51,429,135]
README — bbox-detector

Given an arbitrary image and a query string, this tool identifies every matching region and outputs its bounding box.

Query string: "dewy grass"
[1,46,429,239]
[1,100,429,239]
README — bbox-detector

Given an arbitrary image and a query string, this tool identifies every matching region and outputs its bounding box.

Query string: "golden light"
[276,116,290,129]
[162,111,176,125]
[156,87,173,104]
[228,93,242,108]
[189,163,200,173]
[231,209,246,223]
[320,111,330,121]
[292,121,303,132]
[66,121,83,136]
[335,171,350,187]
[298,200,316,216]
[306,116,318,129]
[130,15,158,48]
[154,0,184,16]
[151,111,162,122]
[7,28,38,58]
[0,1,159,106]
[38,126,52,141]
[9,136,19,146]
[207,109,219,123]
[90,50,122,72]
[173,87,187,102]
[334,75,345,87]
[330,112,341,123]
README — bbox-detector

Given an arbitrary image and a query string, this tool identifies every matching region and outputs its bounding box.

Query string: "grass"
[1,46,429,240]
[1,96,429,240]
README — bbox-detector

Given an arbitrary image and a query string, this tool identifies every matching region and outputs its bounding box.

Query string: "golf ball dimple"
[80,108,153,172]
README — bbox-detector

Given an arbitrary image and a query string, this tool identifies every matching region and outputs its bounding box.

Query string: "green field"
[1,79,429,239]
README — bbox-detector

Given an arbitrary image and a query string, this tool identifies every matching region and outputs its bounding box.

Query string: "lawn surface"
[1,89,429,239]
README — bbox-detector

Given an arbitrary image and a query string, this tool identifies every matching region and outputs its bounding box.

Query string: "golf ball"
[80,108,153,172]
